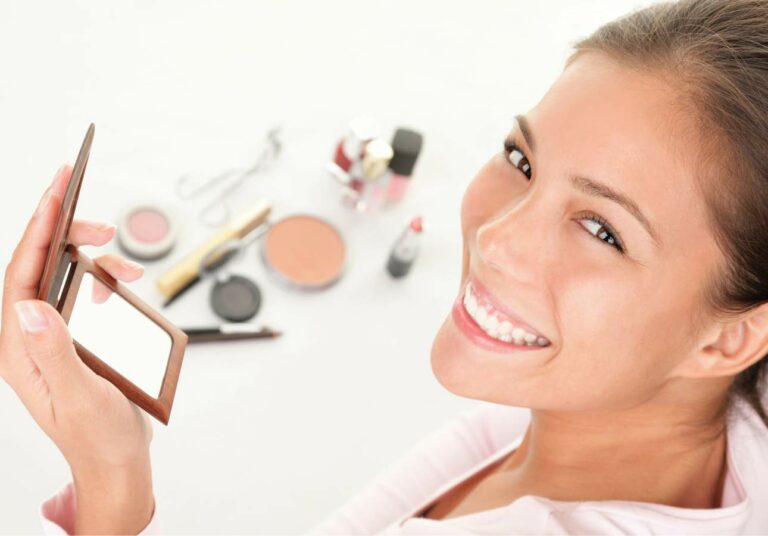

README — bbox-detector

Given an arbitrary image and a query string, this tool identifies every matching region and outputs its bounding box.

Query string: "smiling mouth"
[460,280,551,347]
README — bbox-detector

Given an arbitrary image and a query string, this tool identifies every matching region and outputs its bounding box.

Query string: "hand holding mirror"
[36,124,187,425]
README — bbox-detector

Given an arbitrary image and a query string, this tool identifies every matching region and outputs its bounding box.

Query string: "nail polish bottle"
[333,116,380,173]
[385,128,423,205]
[346,138,393,212]
[386,216,423,278]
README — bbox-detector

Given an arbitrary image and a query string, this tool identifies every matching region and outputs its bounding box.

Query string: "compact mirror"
[69,273,172,398]
[37,124,187,424]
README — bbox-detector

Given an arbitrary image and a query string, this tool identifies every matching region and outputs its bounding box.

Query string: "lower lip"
[451,288,549,354]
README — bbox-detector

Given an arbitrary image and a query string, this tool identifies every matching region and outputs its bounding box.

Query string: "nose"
[475,201,549,284]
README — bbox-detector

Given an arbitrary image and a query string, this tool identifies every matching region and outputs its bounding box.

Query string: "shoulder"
[727,396,768,456]
[725,396,768,532]
[727,396,768,482]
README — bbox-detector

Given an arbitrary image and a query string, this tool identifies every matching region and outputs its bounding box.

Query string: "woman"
[3,0,768,533]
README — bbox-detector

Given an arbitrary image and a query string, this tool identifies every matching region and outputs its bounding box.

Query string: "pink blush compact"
[128,209,170,244]
[117,203,179,260]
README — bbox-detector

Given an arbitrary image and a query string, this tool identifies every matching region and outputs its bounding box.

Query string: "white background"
[0,1,643,533]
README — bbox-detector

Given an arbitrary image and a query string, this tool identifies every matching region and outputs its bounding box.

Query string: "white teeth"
[462,282,551,347]
[463,290,478,316]
[511,328,525,344]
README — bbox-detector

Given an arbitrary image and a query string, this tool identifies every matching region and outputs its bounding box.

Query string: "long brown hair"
[566,0,768,425]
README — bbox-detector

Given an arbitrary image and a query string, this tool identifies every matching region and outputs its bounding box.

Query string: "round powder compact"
[260,214,346,290]
[117,203,179,260]
[210,275,262,322]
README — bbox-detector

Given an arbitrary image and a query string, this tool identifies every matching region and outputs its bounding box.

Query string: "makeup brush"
[181,324,282,343]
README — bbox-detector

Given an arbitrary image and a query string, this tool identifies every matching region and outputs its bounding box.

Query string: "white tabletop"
[0,1,636,532]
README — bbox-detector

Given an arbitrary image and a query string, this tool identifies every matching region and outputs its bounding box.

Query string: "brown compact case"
[36,124,187,425]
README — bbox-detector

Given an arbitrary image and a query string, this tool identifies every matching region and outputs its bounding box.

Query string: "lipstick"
[386,216,423,278]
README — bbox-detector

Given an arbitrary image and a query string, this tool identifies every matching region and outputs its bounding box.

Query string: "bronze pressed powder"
[260,214,346,290]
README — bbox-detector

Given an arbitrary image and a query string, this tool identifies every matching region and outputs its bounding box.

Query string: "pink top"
[41,398,768,535]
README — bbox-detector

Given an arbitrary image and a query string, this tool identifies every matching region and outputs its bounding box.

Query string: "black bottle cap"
[389,128,423,177]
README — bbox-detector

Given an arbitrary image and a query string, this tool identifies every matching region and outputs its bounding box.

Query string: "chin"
[429,312,502,402]
[429,303,556,408]
[430,315,466,395]
[431,244,468,384]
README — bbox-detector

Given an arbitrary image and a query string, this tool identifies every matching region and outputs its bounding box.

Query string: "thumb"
[13,299,89,398]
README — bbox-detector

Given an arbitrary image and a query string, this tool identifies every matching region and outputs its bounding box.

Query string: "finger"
[49,162,73,199]
[90,254,144,304]
[69,220,116,248]
[91,278,113,305]
[3,165,72,307]
[12,299,89,402]
[94,254,144,282]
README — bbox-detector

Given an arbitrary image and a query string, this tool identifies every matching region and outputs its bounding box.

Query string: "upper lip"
[467,274,548,339]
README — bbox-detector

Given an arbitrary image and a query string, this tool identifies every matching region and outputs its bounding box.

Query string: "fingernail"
[122,259,144,271]
[51,164,66,187]
[92,221,116,232]
[14,301,49,333]
[35,188,53,217]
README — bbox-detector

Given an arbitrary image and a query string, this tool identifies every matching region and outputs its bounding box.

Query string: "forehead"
[535,53,697,188]
[528,52,716,257]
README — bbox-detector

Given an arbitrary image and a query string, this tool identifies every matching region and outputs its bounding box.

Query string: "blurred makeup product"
[386,216,423,278]
[174,126,281,226]
[260,214,346,290]
[345,138,394,212]
[386,128,423,204]
[332,115,380,173]
[157,199,271,307]
[116,203,179,260]
[358,138,393,181]
[194,225,267,322]
[182,324,282,343]
[210,275,262,322]
[328,122,423,212]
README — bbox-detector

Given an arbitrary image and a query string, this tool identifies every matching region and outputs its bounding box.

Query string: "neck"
[500,379,732,509]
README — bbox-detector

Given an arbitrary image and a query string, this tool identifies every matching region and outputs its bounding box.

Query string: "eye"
[500,137,626,256]
[503,140,532,179]
[578,211,625,254]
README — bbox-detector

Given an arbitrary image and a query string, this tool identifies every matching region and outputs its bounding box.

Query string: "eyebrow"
[571,176,661,249]
[514,113,661,249]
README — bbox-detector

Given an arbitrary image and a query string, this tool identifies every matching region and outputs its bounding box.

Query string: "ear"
[671,303,768,379]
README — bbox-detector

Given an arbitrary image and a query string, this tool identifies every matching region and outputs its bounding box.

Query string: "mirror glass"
[67,272,172,398]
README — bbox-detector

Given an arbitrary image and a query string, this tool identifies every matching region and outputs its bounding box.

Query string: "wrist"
[72,458,154,534]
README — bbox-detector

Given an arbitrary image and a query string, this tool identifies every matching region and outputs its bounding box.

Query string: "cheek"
[433,267,693,412]
[541,273,697,410]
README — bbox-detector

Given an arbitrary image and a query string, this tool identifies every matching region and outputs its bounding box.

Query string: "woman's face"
[431,52,726,412]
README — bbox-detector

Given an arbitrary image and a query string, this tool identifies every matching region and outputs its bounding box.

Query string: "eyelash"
[501,139,626,255]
